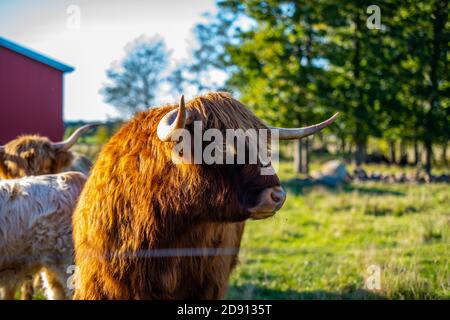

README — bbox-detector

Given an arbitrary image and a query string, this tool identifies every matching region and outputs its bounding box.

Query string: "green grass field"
[226,163,450,299]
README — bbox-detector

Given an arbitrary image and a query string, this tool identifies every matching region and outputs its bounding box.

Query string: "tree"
[319,1,406,165]
[186,11,233,94]
[166,63,186,95]
[404,0,449,175]
[191,1,335,174]
[189,1,400,172]
[187,0,449,174]
[101,35,169,116]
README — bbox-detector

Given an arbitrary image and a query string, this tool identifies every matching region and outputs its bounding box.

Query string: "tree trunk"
[424,139,433,176]
[413,139,420,165]
[293,139,309,174]
[301,21,312,176]
[424,0,448,176]
[340,136,347,154]
[389,140,396,164]
[355,140,366,166]
[352,14,366,168]
[442,141,448,166]
[302,138,310,175]
[399,140,408,166]
[294,140,302,174]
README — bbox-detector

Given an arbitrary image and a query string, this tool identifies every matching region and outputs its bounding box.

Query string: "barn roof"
[0,36,74,73]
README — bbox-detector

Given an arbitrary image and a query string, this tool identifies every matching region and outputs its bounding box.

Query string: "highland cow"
[73,92,337,299]
[0,172,86,300]
[0,124,97,299]
[0,124,98,179]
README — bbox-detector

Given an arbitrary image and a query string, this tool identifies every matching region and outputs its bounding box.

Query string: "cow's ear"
[53,150,74,172]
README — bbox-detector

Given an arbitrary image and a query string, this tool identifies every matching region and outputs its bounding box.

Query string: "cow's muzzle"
[248,186,286,220]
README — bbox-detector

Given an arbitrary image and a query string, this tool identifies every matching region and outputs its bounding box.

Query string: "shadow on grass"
[226,284,386,300]
[282,180,405,197]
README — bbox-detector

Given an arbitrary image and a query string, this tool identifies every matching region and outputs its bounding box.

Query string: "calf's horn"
[53,123,101,151]
[270,113,339,140]
[157,95,193,142]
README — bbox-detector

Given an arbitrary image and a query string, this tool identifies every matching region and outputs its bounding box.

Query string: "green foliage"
[188,0,449,171]
[219,0,333,128]
[95,126,111,145]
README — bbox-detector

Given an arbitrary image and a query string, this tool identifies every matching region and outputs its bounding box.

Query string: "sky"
[0,0,217,121]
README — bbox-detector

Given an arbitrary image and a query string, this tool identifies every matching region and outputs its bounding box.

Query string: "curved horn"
[53,123,101,151]
[270,113,339,140]
[157,95,192,142]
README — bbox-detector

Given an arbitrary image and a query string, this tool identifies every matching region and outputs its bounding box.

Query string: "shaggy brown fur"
[0,136,76,179]
[73,92,281,299]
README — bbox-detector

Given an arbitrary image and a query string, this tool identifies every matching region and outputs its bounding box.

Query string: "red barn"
[0,37,74,144]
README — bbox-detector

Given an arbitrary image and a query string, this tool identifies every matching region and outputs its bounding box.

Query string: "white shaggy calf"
[0,172,86,299]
